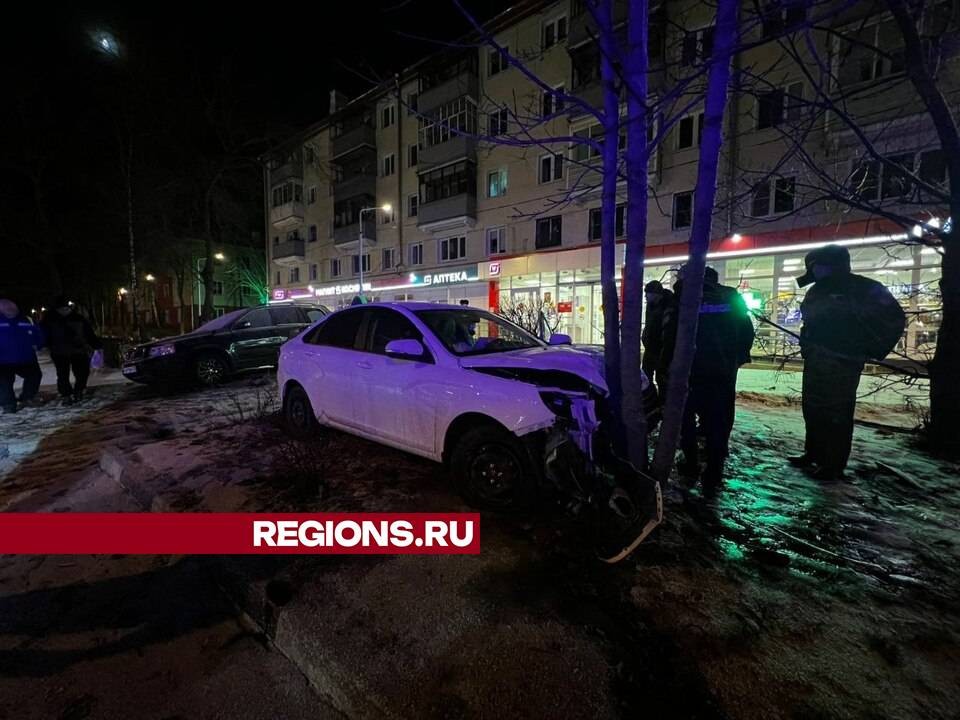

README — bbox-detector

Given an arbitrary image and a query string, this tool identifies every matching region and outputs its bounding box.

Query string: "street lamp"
[214,252,226,261]
[357,204,391,295]
[145,273,155,282]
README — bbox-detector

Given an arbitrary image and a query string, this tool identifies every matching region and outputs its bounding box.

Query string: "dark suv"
[122,303,328,386]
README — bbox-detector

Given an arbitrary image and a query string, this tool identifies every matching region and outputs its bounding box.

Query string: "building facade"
[263,0,952,358]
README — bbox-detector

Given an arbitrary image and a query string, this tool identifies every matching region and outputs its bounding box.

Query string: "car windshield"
[415,309,544,356]
[190,308,247,333]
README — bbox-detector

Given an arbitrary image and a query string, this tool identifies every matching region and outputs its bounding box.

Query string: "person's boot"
[701,458,724,495]
[788,454,815,467]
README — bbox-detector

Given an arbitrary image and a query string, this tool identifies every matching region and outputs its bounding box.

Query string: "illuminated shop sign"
[407,265,479,287]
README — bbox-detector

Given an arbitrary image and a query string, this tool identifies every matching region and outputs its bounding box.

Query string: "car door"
[268,306,311,362]
[299,308,366,427]
[354,308,439,455]
[230,307,281,369]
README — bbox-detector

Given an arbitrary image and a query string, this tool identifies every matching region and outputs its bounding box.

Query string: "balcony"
[270,201,304,229]
[334,220,377,250]
[568,1,626,48]
[419,72,479,114]
[417,193,477,232]
[333,172,377,202]
[272,160,303,184]
[332,123,376,159]
[272,238,305,266]
[420,135,476,170]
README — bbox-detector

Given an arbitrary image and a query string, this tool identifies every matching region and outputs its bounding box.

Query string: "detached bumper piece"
[543,401,662,564]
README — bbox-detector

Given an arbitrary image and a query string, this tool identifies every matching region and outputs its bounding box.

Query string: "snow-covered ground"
[1,369,957,718]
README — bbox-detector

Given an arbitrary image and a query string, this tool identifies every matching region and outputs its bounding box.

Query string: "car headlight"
[539,391,573,419]
[148,343,176,358]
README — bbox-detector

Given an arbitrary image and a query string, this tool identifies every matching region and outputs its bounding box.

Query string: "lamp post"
[357,204,391,299]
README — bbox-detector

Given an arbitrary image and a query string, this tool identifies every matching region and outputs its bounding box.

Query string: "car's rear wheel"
[194,353,229,386]
[284,385,318,439]
[451,425,536,510]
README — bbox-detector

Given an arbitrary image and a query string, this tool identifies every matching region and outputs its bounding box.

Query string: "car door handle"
[356,361,373,370]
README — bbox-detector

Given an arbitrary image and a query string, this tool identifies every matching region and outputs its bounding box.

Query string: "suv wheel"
[450,425,536,510]
[194,353,229,386]
[284,385,318,439]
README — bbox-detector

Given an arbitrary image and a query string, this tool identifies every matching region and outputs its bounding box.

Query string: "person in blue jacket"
[0,299,45,414]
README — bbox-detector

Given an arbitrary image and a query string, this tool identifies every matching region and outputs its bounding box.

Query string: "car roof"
[358,302,484,311]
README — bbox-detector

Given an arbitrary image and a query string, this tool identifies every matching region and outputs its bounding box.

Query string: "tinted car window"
[238,308,272,329]
[305,310,363,349]
[366,309,424,355]
[306,308,327,323]
[270,306,304,325]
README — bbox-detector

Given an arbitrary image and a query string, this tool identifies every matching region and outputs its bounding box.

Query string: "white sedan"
[278,302,660,556]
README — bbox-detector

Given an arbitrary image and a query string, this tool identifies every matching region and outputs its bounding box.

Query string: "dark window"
[757,89,784,129]
[588,205,625,240]
[237,308,272,329]
[762,2,807,37]
[919,149,947,185]
[489,108,509,136]
[673,192,693,229]
[774,177,796,212]
[850,160,881,201]
[681,27,714,66]
[677,113,703,149]
[306,308,327,323]
[406,92,418,115]
[365,309,427,357]
[419,161,477,204]
[539,154,564,183]
[308,225,318,242]
[306,310,364,349]
[488,46,509,76]
[752,182,771,216]
[270,307,304,325]
[882,153,914,199]
[535,215,562,249]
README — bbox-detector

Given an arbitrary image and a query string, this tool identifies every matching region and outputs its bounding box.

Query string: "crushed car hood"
[459,346,608,394]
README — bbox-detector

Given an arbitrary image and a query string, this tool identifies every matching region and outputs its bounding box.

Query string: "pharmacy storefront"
[270,263,489,310]
[481,222,943,359]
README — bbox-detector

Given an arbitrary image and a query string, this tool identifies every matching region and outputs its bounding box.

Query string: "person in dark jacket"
[41,296,102,404]
[0,299,45,414]
[789,245,905,481]
[663,266,755,490]
[641,280,675,399]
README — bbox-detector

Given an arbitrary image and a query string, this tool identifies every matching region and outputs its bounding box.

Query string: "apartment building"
[264,0,953,356]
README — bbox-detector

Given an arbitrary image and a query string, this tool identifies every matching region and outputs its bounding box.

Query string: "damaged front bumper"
[539,391,663,563]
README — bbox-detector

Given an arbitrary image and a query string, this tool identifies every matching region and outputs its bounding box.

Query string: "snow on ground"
[1,369,958,718]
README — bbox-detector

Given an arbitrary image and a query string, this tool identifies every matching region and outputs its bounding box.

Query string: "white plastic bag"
[90,349,104,370]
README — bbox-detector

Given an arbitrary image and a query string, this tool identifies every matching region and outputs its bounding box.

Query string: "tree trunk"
[595,0,624,439]
[651,0,738,481]
[885,0,960,449]
[126,137,142,341]
[620,0,651,469]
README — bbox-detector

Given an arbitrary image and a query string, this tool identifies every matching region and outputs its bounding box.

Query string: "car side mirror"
[385,339,425,359]
[548,333,572,346]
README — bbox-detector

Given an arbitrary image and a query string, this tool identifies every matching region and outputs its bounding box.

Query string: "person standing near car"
[0,299,45,414]
[41,296,102,404]
[663,265,755,491]
[789,245,905,481]
[641,280,675,400]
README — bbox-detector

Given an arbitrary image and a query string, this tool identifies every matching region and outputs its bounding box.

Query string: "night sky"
[0,1,511,308]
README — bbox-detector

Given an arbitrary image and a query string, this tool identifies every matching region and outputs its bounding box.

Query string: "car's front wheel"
[283,384,318,439]
[194,353,230,386]
[450,425,537,510]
